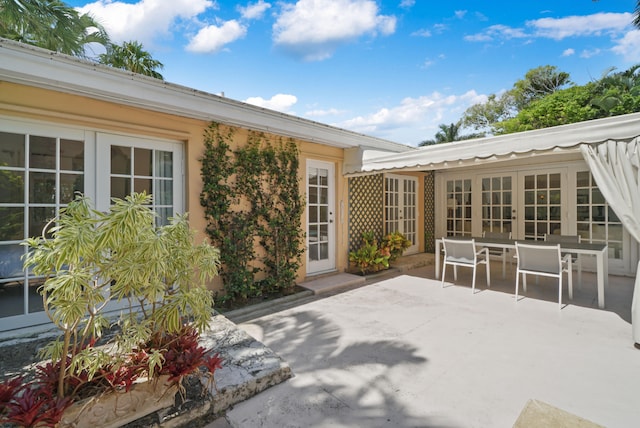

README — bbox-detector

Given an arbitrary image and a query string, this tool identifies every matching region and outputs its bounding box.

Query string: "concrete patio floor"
[220,260,639,427]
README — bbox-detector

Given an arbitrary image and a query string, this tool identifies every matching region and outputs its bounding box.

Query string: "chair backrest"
[483,231,512,240]
[516,242,562,275]
[545,234,580,244]
[442,238,476,261]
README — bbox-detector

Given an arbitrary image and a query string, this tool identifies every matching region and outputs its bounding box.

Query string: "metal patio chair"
[441,238,490,294]
[515,242,573,310]
[545,234,582,287]
[482,230,512,279]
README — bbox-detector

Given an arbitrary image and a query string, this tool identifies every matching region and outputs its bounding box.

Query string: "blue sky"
[68,0,640,146]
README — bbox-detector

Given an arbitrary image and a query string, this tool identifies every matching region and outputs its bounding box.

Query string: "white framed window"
[0,119,184,331]
[96,133,184,222]
[0,120,88,328]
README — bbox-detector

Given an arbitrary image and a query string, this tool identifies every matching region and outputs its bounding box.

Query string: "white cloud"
[432,23,447,34]
[244,94,298,112]
[239,0,271,20]
[412,29,431,37]
[580,48,601,59]
[562,48,575,57]
[186,20,247,53]
[335,90,485,144]
[304,108,345,117]
[528,12,632,40]
[611,30,640,62]
[465,12,632,45]
[464,24,527,42]
[77,0,213,47]
[272,0,396,61]
[399,0,415,9]
[454,10,467,19]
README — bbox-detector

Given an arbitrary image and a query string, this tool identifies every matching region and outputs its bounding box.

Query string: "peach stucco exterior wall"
[0,81,349,292]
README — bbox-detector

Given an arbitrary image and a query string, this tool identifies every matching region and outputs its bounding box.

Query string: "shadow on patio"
[226,257,639,427]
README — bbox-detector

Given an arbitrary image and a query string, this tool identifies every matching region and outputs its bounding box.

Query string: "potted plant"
[348,232,391,275]
[0,192,223,428]
[381,231,412,262]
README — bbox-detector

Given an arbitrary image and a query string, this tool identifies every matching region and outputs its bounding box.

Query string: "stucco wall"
[0,81,350,291]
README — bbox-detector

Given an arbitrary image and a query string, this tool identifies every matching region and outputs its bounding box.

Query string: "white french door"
[385,174,418,254]
[306,160,336,274]
[518,169,565,241]
[479,174,516,237]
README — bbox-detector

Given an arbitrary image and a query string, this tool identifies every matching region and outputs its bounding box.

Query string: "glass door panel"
[307,160,335,274]
[521,171,563,241]
[385,175,418,253]
[481,175,514,236]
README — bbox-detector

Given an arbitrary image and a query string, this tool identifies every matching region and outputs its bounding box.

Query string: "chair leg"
[523,274,527,292]
[471,266,477,294]
[486,261,491,288]
[577,255,582,289]
[558,276,563,310]
[501,252,506,279]
[453,265,458,281]
[515,271,520,303]
[568,260,573,300]
[441,263,447,288]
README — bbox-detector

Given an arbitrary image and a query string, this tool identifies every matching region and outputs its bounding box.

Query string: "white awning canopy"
[345,112,640,176]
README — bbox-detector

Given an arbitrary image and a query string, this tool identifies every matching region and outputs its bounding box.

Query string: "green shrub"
[381,231,412,261]
[349,232,390,275]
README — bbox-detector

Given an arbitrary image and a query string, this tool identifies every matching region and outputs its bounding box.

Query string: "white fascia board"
[0,39,413,153]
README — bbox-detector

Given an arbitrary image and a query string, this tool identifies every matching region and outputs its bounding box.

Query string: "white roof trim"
[0,39,413,153]
[346,112,640,175]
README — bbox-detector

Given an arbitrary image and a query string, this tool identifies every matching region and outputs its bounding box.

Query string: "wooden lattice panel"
[348,174,384,252]
[424,172,435,253]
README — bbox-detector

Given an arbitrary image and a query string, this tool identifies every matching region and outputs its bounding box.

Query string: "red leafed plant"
[146,325,211,383]
[0,379,72,428]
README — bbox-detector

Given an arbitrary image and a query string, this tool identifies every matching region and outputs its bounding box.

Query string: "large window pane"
[156,179,173,205]
[156,151,173,178]
[111,146,131,174]
[0,171,24,203]
[0,208,24,241]
[60,139,84,171]
[134,148,152,176]
[29,172,56,203]
[29,136,56,169]
[111,177,131,199]
[29,206,55,238]
[0,132,25,167]
[60,174,83,203]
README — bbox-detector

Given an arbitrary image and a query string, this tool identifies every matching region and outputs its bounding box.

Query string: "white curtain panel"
[581,137,640,345]
[580,138,640,243]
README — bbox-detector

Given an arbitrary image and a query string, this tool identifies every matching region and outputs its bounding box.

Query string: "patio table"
[434,236,609,309]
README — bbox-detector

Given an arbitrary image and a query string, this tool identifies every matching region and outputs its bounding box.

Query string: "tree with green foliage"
[99,40,165,80]
[496,64,640,133]
[496,84,600,133]
[510,65,571,110]
[461,93,514,136]
[419,122,484,146]
[462,65,571,135]
[590,65,640,116]
[0,0,109,57]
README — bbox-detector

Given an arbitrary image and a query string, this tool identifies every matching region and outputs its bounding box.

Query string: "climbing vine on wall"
[200,122,305,303]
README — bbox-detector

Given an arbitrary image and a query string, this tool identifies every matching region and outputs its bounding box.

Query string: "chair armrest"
[475,247,490,258]
[561,253,572,270]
